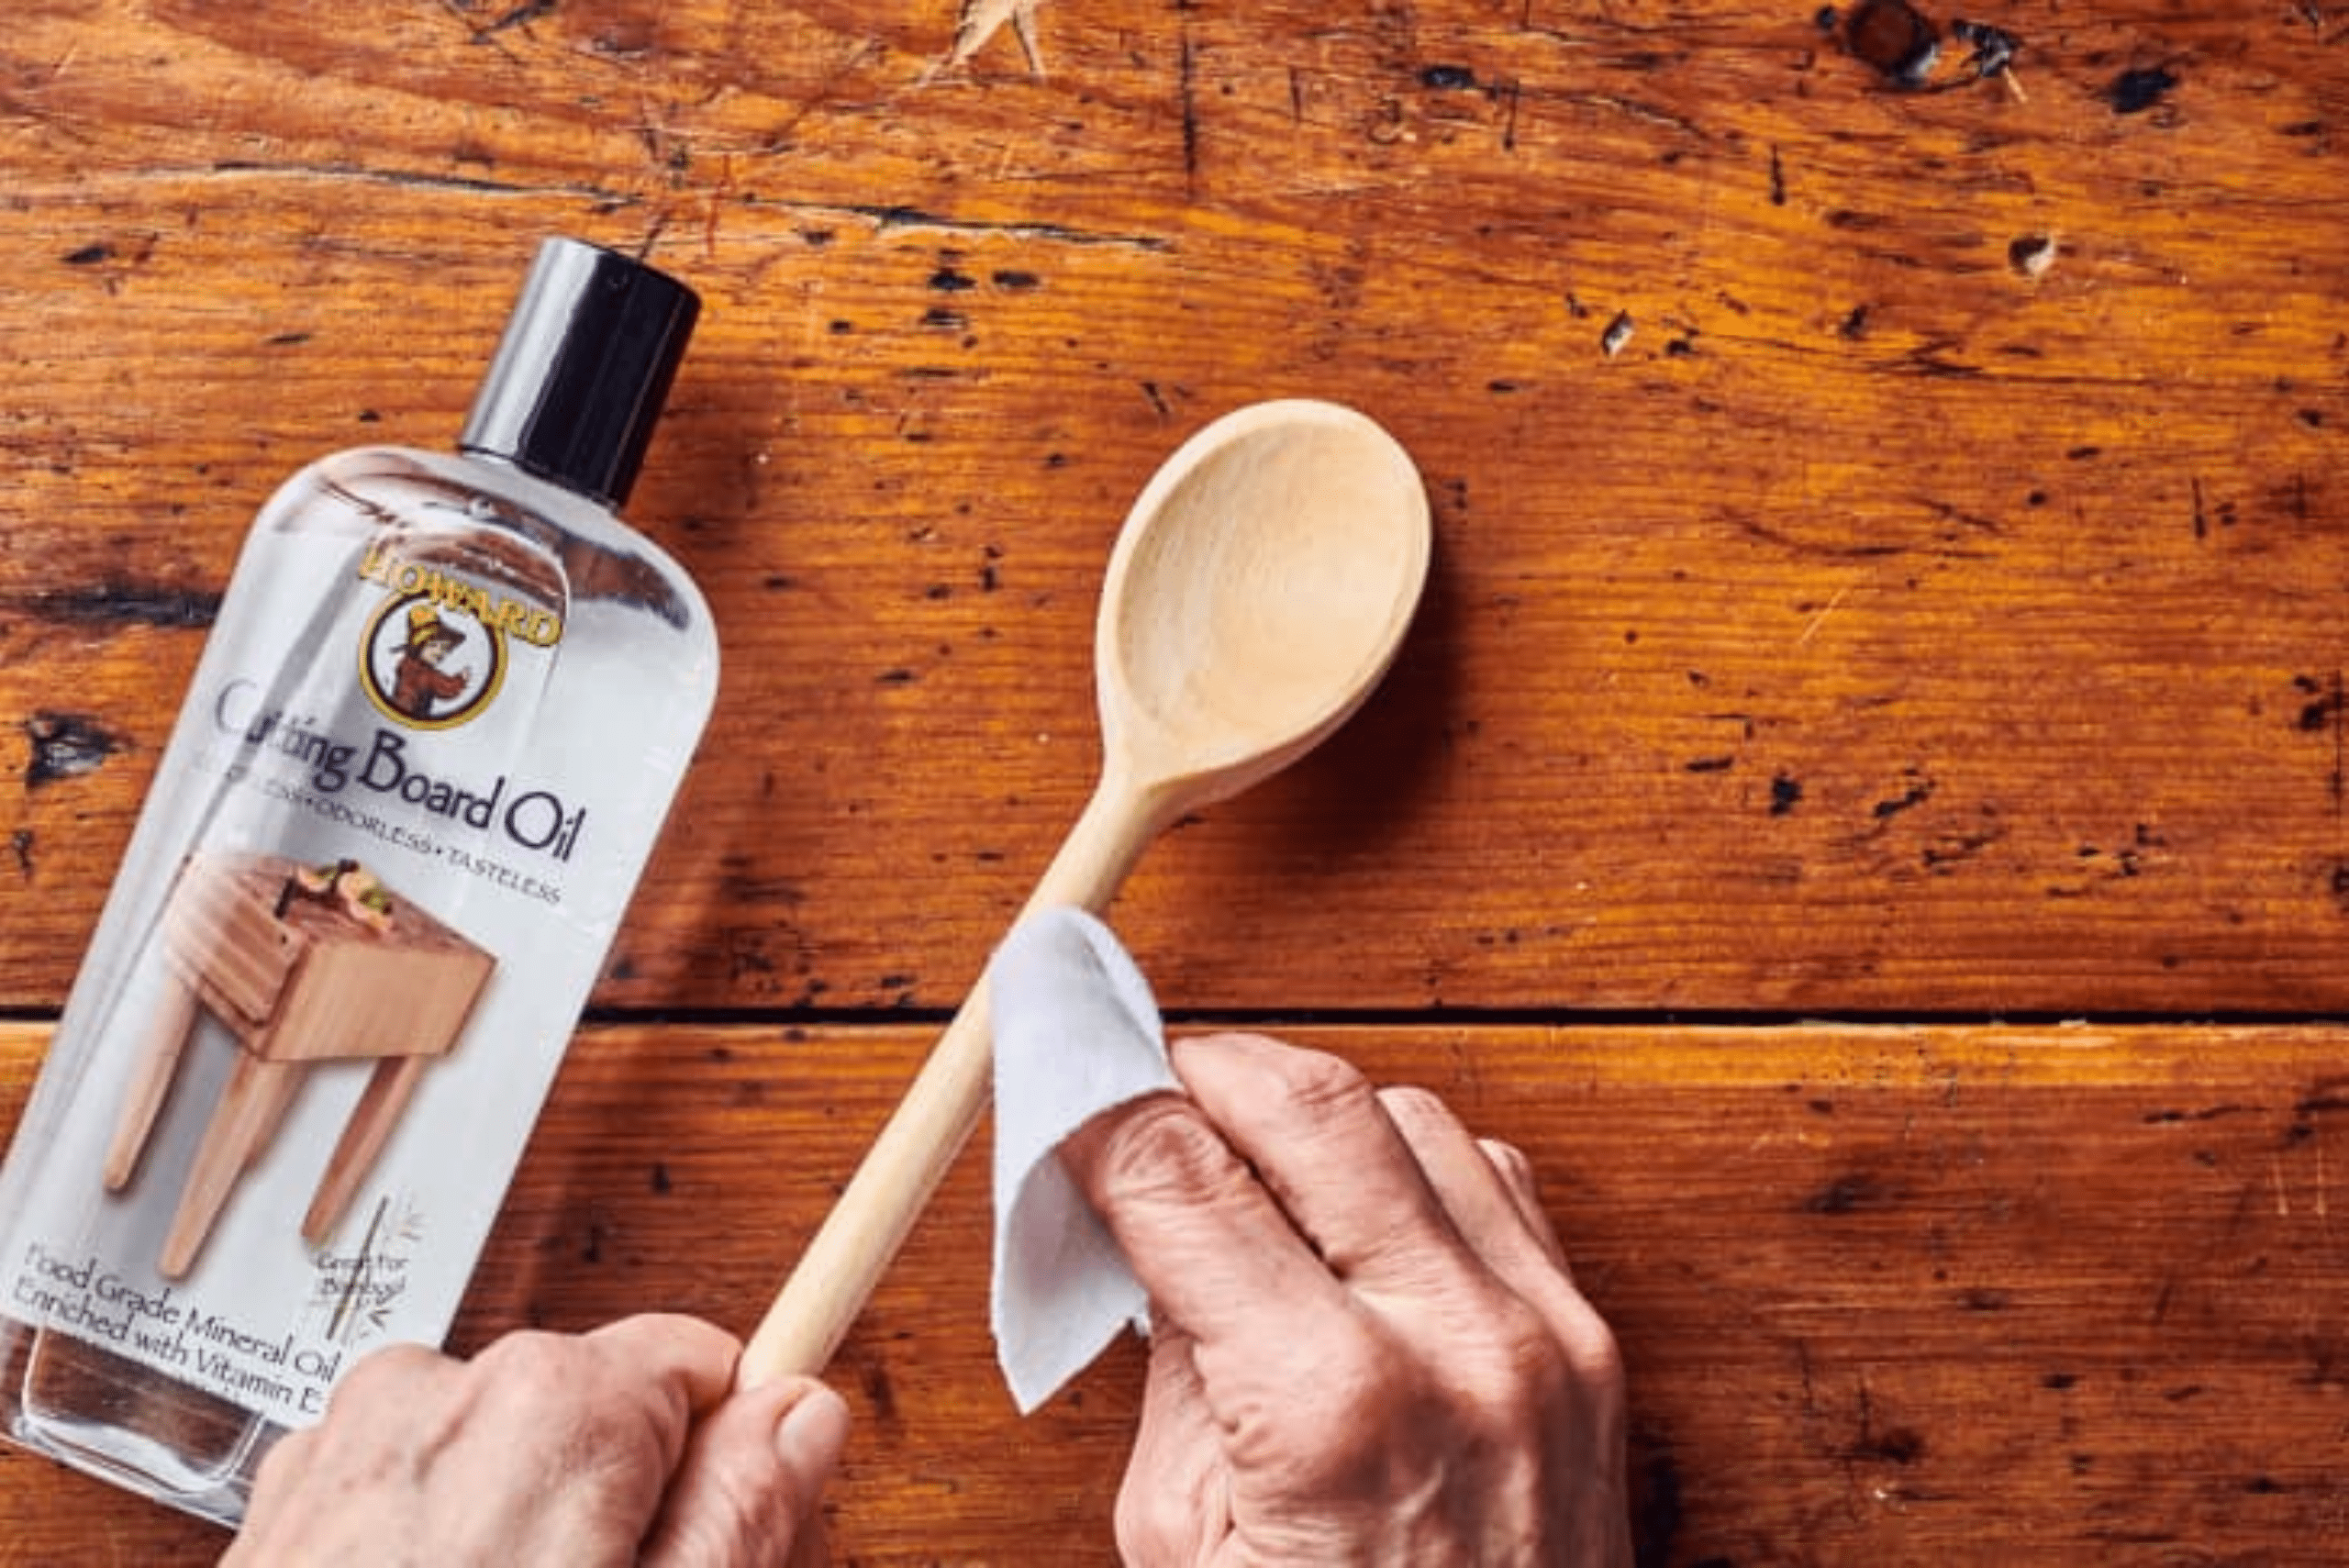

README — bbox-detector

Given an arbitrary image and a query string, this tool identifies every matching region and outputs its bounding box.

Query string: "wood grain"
[13,1020,2349,1562]
[3,1,2343,1015]
[3,2,2347,1562]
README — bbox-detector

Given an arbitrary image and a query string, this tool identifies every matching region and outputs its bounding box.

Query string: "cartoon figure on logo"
[358,583,510,731]
[389,604,472,722]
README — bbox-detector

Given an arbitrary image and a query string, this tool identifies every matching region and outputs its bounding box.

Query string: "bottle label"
[0,478,711,1434]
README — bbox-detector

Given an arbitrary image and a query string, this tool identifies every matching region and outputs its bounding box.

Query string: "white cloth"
[987,907,1180,1413]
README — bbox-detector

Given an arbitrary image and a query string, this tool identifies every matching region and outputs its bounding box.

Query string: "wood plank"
[3,3,2345,1015]
[7,1019,2349,1562]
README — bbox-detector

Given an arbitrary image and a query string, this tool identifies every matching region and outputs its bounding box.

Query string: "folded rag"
[986,906,1180,1414]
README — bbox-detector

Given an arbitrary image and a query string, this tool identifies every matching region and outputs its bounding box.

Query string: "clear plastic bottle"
[0,238,718,1524]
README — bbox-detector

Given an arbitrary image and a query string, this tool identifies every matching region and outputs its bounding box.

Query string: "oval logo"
[358,592,507,730]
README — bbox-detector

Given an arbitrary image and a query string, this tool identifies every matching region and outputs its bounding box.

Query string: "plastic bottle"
[0,237,718,1524]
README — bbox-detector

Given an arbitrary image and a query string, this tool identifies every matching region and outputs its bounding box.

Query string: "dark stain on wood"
[2143,1104,2259,1124]
[2110,67,2181,116]
[861,1355,901,1429]
[2294,673,2341,733]
[1803,1173,1898,1214]
[24,713,123,788]
[1872,777,1936,821]
[1633,1444,1686,1568]
[2294,1084,2349,1118]
[1851,1423,1928,1464]
[20,582,220,630]
[1844,0,1942,87]
[1950,19,2021,85]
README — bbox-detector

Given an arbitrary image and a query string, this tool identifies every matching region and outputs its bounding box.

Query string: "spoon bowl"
[1098,399,1431,807]
[740,398,1431,1385]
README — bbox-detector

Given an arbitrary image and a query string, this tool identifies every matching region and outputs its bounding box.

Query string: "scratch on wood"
[208,160,619,204]
[1798,584,1852,646]
[1723,510,1911,562]
[934,0,1048,77]
[1178,24,1201,190]
[0,51,98,146]
[440,0,555,49]
[838,203,1171,251]
[1553,90,1708,140]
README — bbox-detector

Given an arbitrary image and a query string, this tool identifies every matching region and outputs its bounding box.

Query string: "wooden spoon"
[738,397,1432,1385]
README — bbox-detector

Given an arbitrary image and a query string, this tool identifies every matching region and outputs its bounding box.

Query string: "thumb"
[640,1377,849,1568]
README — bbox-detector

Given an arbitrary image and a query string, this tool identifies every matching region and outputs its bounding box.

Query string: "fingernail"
[774,1384,851,1479]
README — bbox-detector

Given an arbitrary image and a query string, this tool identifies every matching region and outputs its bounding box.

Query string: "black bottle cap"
[459,238,701,508]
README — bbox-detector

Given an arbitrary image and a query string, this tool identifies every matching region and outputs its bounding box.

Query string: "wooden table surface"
[5,1,2346,1562]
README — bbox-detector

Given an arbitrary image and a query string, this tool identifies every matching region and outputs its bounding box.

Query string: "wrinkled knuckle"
[1256,1040,1376,1120]
[473,1330,596,1412]
[1283,1314,1399,1433]
[329,1341,447,1409]
[1450,1292,1576,1405]
[1322,1323,1408,1425]
[667,1462,781,1564]
[475,1328,569,1380]
[1557,1294,1626,1389]
[1481,1287,1625,1440]
[1093,1097,1245,1208]
[1238,1318,1420,1485]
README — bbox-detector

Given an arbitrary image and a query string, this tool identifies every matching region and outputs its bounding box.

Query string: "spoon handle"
[738,777,1157,1387]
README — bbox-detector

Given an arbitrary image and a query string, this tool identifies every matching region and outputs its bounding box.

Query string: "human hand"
[226,1313,848,1568]
[1062,1032,1630,1567]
